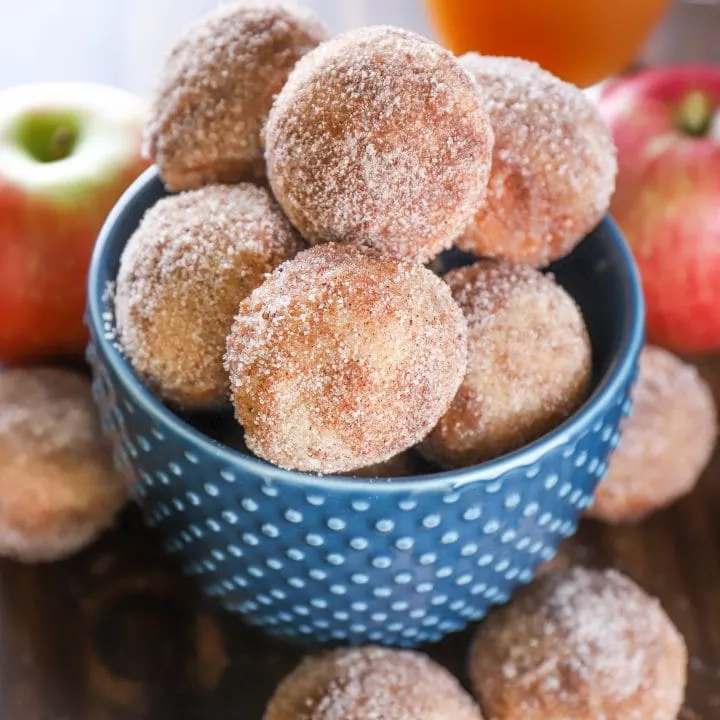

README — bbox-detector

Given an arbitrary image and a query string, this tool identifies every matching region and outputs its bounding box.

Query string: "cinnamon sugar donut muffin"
[0,368,128,561]
[145,1,326,190]
[589,345,717,523]
[264,26,494,264]
[419,259,591,468]
[469,568,687,720]
[224,243,468,474]
[264,646,484,720]
[456,54,617,267]
[116,184,302,410]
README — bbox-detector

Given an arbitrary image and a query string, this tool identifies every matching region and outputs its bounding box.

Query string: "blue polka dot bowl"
[86,167,644,648]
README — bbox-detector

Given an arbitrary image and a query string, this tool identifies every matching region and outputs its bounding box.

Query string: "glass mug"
[424,0,673,87]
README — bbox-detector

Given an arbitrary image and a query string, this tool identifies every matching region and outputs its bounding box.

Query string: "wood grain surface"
[0,359,716,720]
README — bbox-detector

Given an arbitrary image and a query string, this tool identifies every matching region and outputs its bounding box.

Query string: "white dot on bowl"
[242,498,258,513]
[186,492,201,507]
[570,489,583,505]
[310,598,328,609]
[463,507,482,521]
[523,502,539,517]
[227,544,243,557]
[206,519,221,533]
[419,553,437,566]
[435,566,453,579]
[350,623,367,633]
[501,529,517,544]
[372,556,392,569]
[277,610,291,621]
[478,553,493,567]
[172,499,185,512]
[189,525,203,539]
[422,514,441,529]
[233,575,248,588]
[470,583,487,595]
[351,602,368,613]
[306,534,324,547]
[456,574,473,586]
[242,533,259,546]
[306,494,325,506]
[505,568,519,580]
[504,492,522,510]
[398,498,417,511]
[327,553,345,566]
[285,509,302,523]
[392,600,409,612]
[461,542,478,557]
[495,559,510,572]
[538,513,552,527]
[309,568,326,581]
[350,537,368,551]
[169,463,183,477]
[376,519,395,533]
[395,537,414,551]
[516,537,531,551]
[541,546,556,561]
[430,595,449,607]
[422,616,439,627]
[137,436,151,452]
[351,574,369,585]
[327,517,346,531]
[334,611,349,621]
[330,584,347,595]
[417,582,434,593]
[371,612,388,623]
[248,566,264,578]
[294,606,309,616]
[261,483,278,496]
[574,452,588,468]
[157,472,170,486]
[211,549,225,562]
[203,560,216,572]
[262,524,280,538]
[267,558,283,571]
[151,427,165,441]
[352,500,371,512]
[286,548,305,562]
[441,531,459,545]
[288,577,305,588]
[443,493,460,504]
[220,470,236,483]
[395,572,412,585]
[485,481,502,494]
[530,541,543,554]
[483,520,500,535]
[222,510,238,525]
[388,623,404,633]
[374,587,392,598]
[204,483,219,497]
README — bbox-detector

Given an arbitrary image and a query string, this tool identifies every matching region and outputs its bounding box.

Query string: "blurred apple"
[0,82,148,364]
[598,66,720,354]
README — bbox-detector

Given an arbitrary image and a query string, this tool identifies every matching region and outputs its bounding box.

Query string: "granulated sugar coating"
[264,646,484,720]
[0,369,128,562]
[419,259,591,468]
[469,567,688,720]
[144,1,326,190]
[457,54,617,267]
[589,345,717,523]
[224,243,468,474]
[115,184,302,410]
[264,26,494,264]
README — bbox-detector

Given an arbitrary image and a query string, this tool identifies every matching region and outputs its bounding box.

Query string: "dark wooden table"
[0,359,718,720]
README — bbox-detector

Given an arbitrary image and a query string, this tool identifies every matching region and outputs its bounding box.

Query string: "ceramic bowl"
[86,166,644,647]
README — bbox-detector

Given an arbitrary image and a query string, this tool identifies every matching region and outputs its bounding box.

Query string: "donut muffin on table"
[0,368,127,561]
[589,344,717,523]
[115,183,302,411]
[264,646,483,720]
[224,243,468,474]
[457,54,617,267]
[264,25,494,264]
[145,0,327,190]
[419,259,592,468]
[469,567,687,720]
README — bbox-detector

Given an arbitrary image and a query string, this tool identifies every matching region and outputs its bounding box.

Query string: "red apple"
[598,66,720,354]
[0,82,149,364]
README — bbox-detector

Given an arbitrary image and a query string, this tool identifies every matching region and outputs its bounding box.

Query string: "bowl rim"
[87,166,645,494]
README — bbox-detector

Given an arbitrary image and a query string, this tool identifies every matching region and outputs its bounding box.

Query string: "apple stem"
[677,90,714,137]
[50,127,74,162]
